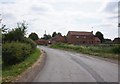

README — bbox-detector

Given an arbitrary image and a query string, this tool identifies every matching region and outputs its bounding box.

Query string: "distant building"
[94,37,101,44]
[48,35,66,44]
[66,31,101,45]
[36,39,48,45]
[113,37,120,44]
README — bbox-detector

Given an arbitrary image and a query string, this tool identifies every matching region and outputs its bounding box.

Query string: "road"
[33,46,118,82]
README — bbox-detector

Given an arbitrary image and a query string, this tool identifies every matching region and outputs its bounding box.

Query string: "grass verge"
[50,43,119,60]
[2,48,41,82]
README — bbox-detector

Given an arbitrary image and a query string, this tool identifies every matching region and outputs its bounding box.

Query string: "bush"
[21,38,37,51]
[2,42,32,65]
[112,45,120,54]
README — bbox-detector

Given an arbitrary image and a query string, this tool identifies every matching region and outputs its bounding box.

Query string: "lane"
[33,46,118,82]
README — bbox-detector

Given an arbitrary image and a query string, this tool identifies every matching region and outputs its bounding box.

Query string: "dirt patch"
[15,49,46,82]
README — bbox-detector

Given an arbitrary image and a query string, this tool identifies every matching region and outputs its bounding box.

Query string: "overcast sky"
[0,0,119,40]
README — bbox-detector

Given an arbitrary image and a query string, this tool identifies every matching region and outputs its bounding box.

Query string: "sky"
[0,0,119,40]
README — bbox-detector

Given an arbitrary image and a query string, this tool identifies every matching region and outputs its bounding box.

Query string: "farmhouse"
[67,31,101,45]
[48,34,66,44]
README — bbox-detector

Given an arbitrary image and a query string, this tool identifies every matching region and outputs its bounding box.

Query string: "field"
[50,43,120,60]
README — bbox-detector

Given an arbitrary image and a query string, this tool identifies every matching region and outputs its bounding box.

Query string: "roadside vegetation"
[1,22,41,82]
[0,28,2,83]
[50,43,120,60]
[2,48,40,82]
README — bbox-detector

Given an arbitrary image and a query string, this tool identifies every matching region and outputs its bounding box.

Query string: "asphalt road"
[33,46,118,82]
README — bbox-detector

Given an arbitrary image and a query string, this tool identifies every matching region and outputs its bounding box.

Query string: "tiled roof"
[50,35,65,40]
[68,31,93,36]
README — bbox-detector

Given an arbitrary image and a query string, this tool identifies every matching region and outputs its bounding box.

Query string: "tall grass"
[50,43,119,60]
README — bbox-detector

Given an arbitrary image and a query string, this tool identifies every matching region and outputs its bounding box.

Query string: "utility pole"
[45,30,46,35]
[45,30,47,40]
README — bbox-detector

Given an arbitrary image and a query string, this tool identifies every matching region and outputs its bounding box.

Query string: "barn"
[66,31,101,45]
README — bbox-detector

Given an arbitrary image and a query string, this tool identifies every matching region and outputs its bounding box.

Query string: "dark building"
[67,31,101,45]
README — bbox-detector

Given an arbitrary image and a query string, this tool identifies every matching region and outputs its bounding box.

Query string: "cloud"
[108,16,118,19]
[0,0,16,3]
[30,3,54,15]
[99,1,118,20]
[103,2,118,13]
[1,2,15,4]
[3,13,16,19]
[0,0,119,39]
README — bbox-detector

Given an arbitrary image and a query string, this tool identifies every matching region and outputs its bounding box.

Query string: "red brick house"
[48,35,66,44]
[94,37,101,44]
[36,39,48,45]
[67,31,101,45]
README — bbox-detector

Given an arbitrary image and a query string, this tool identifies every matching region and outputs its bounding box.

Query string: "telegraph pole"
[45,30,46,35]
[45,30,47,40]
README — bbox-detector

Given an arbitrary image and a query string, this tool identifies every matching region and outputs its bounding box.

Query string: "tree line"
[29,31,105,43]
[29,32,63,40]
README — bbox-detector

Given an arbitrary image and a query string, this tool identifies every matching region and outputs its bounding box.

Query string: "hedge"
[21,38,37,51]
[2,42,32,65]
[112,45,120,54]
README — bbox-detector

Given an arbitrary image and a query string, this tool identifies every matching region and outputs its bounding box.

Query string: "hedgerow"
[2,42,32,65]
[50,43,119,60]
[21,37,37,50]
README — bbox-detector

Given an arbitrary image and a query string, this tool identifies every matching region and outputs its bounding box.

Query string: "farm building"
[36,39,48,45]
[48,35,66,44]
[66,31,101,45]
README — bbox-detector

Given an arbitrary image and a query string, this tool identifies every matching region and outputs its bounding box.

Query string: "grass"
[50,43,120,60]
[0,45,1,83]
[2,48,41,82]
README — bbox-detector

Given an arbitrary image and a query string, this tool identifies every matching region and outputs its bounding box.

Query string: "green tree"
[52,32,57,37]
[95,31,104,43]
[17,21,27,36]
[46,34,51,39]
[1,24,8,33]
[42,34,51,40]
[29,32,39,41]
[3,22,27,42]
[58,32,62,36]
